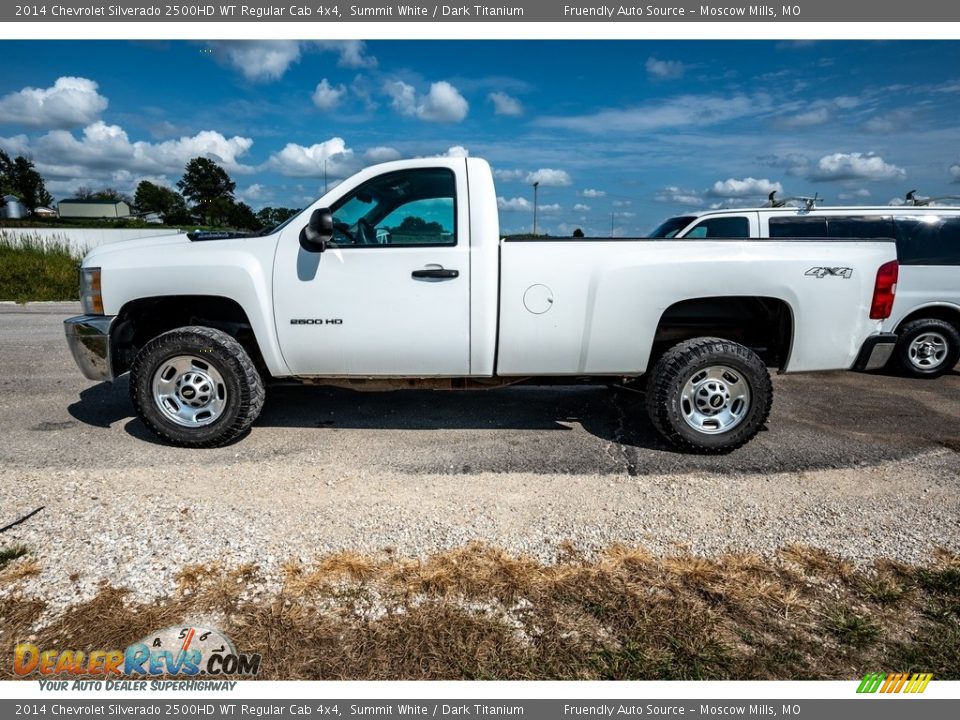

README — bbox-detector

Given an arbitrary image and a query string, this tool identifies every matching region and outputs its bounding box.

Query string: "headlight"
[80,267,103,315]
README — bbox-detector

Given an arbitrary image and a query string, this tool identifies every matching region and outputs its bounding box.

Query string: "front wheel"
[130,326,265,447]
[645,338,772,454]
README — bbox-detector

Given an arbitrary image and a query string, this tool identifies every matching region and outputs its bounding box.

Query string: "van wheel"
[646,338,772,454]
[891,319,960,379]
[130,326,265,447]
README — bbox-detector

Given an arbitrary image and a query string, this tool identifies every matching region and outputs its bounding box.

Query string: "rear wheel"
[130,326,265,447]
[891,319,960,379]
[645,338,772,453]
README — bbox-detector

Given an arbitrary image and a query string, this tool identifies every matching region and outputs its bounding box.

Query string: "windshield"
[649,215,696,238]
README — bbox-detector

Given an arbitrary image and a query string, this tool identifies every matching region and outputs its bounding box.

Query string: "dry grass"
[1,542,958,680]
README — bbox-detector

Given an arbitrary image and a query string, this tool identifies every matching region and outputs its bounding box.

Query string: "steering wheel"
[357,218,378,245]
[333,221,356,243]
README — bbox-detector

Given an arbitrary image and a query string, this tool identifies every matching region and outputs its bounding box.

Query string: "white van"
[650,206,960,378]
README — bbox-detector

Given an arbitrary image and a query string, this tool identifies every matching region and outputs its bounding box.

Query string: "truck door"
[272,166,470,376]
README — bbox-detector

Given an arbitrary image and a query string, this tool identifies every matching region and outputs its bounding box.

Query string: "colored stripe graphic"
[857,673,886,693]
[857,672,932,694]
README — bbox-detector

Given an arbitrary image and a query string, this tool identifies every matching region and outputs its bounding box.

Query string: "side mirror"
[299,208,334,252]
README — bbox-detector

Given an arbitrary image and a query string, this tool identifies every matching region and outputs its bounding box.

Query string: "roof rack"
[766,191,822,211]
[904,190,960,206]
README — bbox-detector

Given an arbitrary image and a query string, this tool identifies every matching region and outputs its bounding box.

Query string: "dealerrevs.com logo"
[14,626,261,680]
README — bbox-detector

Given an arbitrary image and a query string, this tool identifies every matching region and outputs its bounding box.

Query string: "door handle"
[412,268,459,279]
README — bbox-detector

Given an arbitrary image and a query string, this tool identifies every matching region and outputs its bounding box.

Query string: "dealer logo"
[14,625,261,678]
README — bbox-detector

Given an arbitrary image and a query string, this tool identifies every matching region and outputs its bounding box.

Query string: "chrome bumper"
[64,315,116,381]
[852,332,897,372]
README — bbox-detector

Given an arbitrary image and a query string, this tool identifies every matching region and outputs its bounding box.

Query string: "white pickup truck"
[64,157,899,453]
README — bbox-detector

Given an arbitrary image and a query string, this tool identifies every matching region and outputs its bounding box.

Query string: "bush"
[0,232,83,302]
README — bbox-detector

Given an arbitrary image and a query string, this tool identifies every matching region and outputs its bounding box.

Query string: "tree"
[393,215,444,235]
[256,206,300,230]
[0,150,53,209]
[572,228,585,238]
[74,186,132,205]
[226,201,260,231]
[177,157,236,225]
[134,181,191,223]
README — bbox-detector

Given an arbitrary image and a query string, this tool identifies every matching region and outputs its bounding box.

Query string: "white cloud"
[539,203,562,213]
[213,41,304,82]
[33,122,255,181]
[573,203,591,212]
[537,93,769,133]
[950,163,960,183]
[0,134,30,155]
[655,186,705,206]
[774,107,831,128]
[497,196,532,211]
[384,80,469,123]
[316,40,378,70]
[612,200,632,207]
[364,146,401,163]
[526,168,571,186]
[616,211,636,218]
[645,57,686,80]
[488,91,523,116]
[0,77,108,129]
[237,183,269,203]
[443,146,470,158]
[838,188,872,200]
[810,152,906,182]
[212,40,377,82]
[708,177,783,198]
[493,168,525,182]
[312,79,346,111]
[581,188,606,198]
[266,137,354,178]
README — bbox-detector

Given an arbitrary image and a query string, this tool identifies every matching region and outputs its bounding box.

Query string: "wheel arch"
[650,296,795,372]
[110,295,270,379]
[893,303,960,333]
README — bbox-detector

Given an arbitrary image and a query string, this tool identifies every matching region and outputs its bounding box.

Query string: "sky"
[0,40,959,235]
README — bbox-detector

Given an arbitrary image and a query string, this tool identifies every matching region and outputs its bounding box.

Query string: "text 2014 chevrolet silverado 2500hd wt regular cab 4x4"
[64,157,899,453]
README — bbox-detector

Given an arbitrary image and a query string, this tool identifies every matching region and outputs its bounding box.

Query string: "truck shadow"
[66,373,960,474]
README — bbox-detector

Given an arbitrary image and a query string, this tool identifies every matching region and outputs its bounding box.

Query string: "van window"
[895,216,960,265]
[649,216,696,238]
[683,216,749,239]
[827,216,894,239]
[769,217,828,237]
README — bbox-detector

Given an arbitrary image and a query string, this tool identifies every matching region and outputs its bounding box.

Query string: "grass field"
[1,543,957,680]
[0,233,82,303]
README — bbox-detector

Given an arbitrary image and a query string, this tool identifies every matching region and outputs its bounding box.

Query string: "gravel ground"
[1,303,959,613]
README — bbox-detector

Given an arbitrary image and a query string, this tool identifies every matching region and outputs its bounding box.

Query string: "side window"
[827,216,894,239]
[683,216,749,239]
[330,168,456,247]
[895,216,960,265]
[769,217,828,237]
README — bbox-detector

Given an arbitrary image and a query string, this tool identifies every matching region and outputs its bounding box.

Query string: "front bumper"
[852,332,898,372]
[64,315,116,381]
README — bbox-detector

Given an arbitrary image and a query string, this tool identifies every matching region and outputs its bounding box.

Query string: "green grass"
[0,232,83,303]
[0,544,28,571]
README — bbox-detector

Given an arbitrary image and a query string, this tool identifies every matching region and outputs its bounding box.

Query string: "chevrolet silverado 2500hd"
[64,157,899,452]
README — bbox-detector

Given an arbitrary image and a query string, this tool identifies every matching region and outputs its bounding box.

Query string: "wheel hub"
[907,332,948,369]
[152,355,227,428]
[680,365,752,435]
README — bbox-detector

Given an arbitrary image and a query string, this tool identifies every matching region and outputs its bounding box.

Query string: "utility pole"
[532,181,539,236]
[324,159,328,195]
[610,211,615,236]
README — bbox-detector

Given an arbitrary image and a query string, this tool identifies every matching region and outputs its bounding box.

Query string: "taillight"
[869,260,898,320]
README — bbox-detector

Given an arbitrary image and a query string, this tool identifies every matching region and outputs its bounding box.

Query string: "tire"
[890,318,960,379]
[645,338,772,454]
[129,326,265,447]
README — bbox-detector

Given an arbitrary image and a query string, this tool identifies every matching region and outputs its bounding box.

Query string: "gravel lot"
[2,302,959,612]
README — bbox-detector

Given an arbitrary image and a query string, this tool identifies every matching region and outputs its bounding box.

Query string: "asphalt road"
[1,303,958,609]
